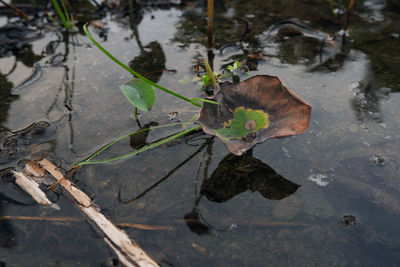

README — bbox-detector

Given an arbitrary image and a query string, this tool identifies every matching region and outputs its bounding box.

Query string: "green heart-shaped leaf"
[121,79,156,112]
[215,107,269,140]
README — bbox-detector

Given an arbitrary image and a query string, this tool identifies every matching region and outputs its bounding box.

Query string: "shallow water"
[1,0,400,266]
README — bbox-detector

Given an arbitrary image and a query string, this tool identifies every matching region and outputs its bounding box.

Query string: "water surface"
[1,0,399,266]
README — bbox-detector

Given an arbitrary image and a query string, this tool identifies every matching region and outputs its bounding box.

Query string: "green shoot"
[227,60,241,72]
[201,74,211,87]
[50,0,73,29]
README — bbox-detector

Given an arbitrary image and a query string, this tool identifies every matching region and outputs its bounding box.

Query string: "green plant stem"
[77,125,201,166]
[191,97,218,105]
[83,24,201,107]
[60,0,71,23]
[81,122,183,164]
[50,0,70,29]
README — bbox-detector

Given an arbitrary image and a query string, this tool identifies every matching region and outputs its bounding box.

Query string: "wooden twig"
[0,0,29,20]
[12,170,60,210]
[104,238,137,267]
[206,0,214,49]
[38,158,159,267]
[82,206,159,266]
[25,160,46,177]
[344,0,355,31]
[39,158,91,207]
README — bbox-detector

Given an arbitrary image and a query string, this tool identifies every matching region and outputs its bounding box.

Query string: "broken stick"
[38,158,159,267]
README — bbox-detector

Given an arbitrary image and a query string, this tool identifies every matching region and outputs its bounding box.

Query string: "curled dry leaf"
[197,75,311,155]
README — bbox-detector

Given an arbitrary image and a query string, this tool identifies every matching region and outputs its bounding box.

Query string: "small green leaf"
[121,79,156,112]
[234,60,241,69]
[215,107,269,140]
[227,60,241,72]
[201,74,211,86]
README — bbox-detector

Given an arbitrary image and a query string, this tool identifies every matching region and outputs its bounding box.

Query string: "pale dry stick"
[25,160,46,177]
[12,170,60,210]
[104,238,136,267]
[38,158,159,267]
[39,159,91,207]
[83,206,159,266]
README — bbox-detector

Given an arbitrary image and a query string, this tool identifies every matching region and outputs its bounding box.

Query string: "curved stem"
[83,24,200,107]
[79,122,183,164]
[77,125,201,166]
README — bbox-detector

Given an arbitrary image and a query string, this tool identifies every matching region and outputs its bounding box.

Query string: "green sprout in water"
[226,60,241,72]
[50,0,74,29]
[199,60,246,90]
[215,107,269,140]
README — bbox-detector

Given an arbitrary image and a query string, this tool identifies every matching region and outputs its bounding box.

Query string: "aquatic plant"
[79,25,311,165]
[50,0,74,29]
[84,24,217,109]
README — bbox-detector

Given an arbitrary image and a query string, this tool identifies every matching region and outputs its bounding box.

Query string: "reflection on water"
[201,152,300,203]
[185,150,300,235]
[130,120,159,150]
[129,41,166,83]
[0,24,44,131]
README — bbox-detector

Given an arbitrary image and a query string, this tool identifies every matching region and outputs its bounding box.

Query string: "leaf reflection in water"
[201,152,300,203]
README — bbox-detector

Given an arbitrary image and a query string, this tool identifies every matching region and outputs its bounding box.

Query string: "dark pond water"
[1,0,400,266]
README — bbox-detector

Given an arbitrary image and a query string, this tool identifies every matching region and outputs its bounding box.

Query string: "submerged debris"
[341,215,357,226]
[307,173,329,187]
[0,121,55,166]
[369,154,385,166]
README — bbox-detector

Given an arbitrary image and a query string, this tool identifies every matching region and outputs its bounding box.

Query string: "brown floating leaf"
[197,75,311,155]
